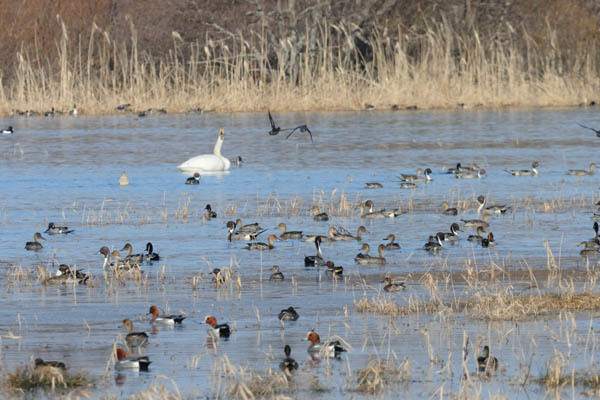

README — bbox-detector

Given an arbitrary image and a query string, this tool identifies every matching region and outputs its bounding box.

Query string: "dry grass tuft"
[352,357,410,394]
[3,365,94,394]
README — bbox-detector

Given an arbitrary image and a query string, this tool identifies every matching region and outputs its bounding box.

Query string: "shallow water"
[1,108,600,398]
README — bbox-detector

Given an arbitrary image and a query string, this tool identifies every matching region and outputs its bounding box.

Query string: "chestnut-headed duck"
[148,305,186,325]
[204,315,231,337]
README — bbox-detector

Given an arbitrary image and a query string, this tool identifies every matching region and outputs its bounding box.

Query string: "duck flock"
[6,113,600,395]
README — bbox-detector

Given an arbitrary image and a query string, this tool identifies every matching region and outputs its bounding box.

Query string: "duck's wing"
[268,111,277,132]
[578,123,600,135]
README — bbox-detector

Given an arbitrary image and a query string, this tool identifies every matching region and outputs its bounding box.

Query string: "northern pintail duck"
[310,205,329,221]
[325,261,343,277]
[456,169,486,179]
[121,243,143,264]
[280,345,298,372]
[277,222,303,240]
[461,213,491,229]
[477,195,510,215]
[226,221,266,241]
[278,306,299,321]
[45,264,89,285]
[69,104,78,116]
[399,168,422,182]
[359,200,401,218]
[306,330,347,358]
[178,129,231,172]
[481,232,495,247]
[122,319,149,347]
[1,126,14,135]
[269,265,284,280]
[382,276,405,292]
[578,123,600,137]
[109,250,141,273]
[477,345,498,374]
[144,242,160,261]
[365,182,383,189]
[118,172,129,186]
[235,218,263,233]
[268,111,285,136]
[286,124,313,143]
[305,236,326,266]
[204,315,231,337]
[34,358,66,371]
[424,233,443,252]
[506,161,539,176]
[568,162,596,176]
[467,226,487,243]
[148,305,186,325]
[447,162,478,174]
[185,173,200,184]
[115,348,151,371]
[25,232,45,251]
[441,201,458,216]
[234,156,243,166]
[382,234,401,250]
[245,234,278,250]
[355,243,386,264]
[204,204,217,219]
[333,225,367,241]
[441,223,460,242]
[44,222,74,234]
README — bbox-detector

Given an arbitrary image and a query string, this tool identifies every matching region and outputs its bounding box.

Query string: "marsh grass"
[3,13,599,116]
[351,357,410,394]
[3,364,94,394]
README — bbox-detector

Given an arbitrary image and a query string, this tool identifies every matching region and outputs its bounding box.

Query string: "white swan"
[178,129,231,173]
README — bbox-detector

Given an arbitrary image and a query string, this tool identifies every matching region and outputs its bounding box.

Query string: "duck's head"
[99,246,110,257]
[306,330,320,344]
[148,305,159,317]
[205,315,218,326]
[116,348,128,361]
[122,319,133,331]
[219,129,225,137]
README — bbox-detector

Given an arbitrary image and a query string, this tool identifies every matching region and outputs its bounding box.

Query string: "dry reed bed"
[1,15,599,116]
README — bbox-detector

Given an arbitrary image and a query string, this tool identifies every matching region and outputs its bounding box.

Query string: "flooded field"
[1,108,600,398]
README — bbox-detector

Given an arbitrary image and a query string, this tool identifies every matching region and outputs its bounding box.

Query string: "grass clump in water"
[352,357,411,394]
[3,364,94,394]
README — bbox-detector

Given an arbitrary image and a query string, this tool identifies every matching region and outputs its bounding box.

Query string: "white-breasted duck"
[506,161,539,176]
[144,242,160,261]
[399,168,422,182]
[277,222,303,240]
[226,221,266,241]
[359,200,401,218]
[477,195,510,215]
[148,305,186,325]
[185,173,200,184]
[305,236,326,266]
[44,222,74,234]
[306,330,347,358]
[2,126,14,135]
[245,234,278,250]
[25,232,45,251]
[115,348,151,371]
[303,227,336,242]
[204,315,231,337]
[332,226,367,241]
[442,223,460,242]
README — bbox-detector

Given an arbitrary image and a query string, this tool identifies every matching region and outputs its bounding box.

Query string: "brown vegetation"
[0,1,599,114]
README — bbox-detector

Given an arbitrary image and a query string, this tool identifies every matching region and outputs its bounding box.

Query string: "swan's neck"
[213,137,224,156]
